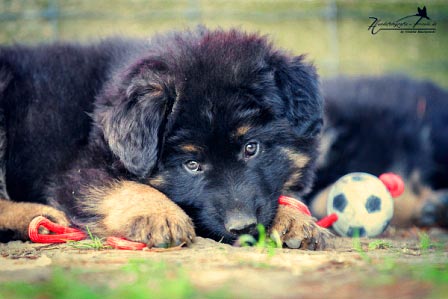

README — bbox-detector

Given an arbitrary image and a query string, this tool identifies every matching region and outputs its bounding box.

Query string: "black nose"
[229,223,257,235]
[225,212,257,235]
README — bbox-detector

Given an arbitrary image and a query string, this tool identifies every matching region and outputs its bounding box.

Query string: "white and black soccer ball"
[327,172,394,237]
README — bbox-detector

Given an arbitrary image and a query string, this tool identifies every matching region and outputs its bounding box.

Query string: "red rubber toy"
[278,195,338,228]
[278,195,312,216]
[28,216,148,250]
[106,237,147,250]
[28,216,86,243]
[379,172,405,198]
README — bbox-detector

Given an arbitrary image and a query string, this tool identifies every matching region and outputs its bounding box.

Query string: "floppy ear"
[95,59,176,179]
[271,54,323,138]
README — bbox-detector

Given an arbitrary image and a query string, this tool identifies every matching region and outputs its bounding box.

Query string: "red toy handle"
[278,195,337,228]
[379,172,405,198]
[28,216,147,250]
[278,195,312,216]
[316,213,338,228]
[106,237,147,250]
[28,216,86,243]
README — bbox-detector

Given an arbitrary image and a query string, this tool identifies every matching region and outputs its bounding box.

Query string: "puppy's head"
[97,29,322,243]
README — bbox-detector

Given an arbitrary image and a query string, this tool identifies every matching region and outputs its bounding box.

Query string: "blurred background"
[0,0,447,87]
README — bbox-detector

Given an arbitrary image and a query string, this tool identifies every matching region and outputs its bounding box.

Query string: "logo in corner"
[369,6,437,35]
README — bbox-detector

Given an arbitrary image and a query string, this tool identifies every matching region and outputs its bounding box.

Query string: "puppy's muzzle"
[224,211,257,235]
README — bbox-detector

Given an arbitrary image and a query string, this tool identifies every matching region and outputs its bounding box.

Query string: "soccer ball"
[327,172,394,237]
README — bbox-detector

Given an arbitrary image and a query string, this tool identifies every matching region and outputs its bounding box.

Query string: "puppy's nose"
[225,212,257,235]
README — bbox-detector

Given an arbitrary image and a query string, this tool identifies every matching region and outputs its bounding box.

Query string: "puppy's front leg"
[0,199,69,241]
[270,204,333,250]
[83,181,195,248]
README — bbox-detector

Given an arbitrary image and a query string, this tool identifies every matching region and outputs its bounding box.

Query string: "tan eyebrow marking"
[234,125,252,138]
[281,148,311,189]
[180,144,202,153]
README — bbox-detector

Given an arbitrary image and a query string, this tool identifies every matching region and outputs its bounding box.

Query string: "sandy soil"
[1,228,447,299]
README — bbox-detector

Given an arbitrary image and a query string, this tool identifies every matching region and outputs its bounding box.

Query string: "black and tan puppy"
[310,75,448,228]
[0,28,330,248]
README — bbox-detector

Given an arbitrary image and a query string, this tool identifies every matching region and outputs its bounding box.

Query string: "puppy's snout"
[225,212,257,235]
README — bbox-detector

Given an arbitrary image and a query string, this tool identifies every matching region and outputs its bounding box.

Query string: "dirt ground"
[1,227,447,299]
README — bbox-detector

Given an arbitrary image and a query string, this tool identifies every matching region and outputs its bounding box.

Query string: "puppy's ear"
[96,59,176,178]
[271,54,323,138]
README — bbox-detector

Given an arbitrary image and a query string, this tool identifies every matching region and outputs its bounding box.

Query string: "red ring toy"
[278,195,312,216]
[29,216,147,250]
[106,237,147,250]
[278,195,338,228]
[28,216,86,243]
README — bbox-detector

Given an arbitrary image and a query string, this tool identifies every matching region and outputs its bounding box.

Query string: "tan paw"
[122,207,195,248]
[33,204,70,227]
[33,205,70,236]
[88,181,196,248]
[270,205,333,250]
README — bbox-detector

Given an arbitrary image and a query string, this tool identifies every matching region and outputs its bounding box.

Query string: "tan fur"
[234,125,251,138]
[149,174,165,188]
[281,148,310,169]
[128,78,164,99]
[270,204,333,250]
[281,148,311,189]
[392,176,434,227]
[283,172,302,189]
[0,198,69,240]
[180,144,202,153]
[309,185,332,219]
[83,181,195,247]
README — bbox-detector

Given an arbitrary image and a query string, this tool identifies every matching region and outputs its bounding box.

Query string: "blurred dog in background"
[309,75,448,229]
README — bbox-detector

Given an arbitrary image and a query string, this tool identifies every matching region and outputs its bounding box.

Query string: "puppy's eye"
[244,141,259,158]
[184,160,202,173]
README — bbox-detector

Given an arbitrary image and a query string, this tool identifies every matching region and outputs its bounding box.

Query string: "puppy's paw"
[32,205,70,235]
[33,205,70,227]
[123,206,195,248]
[90,181,196,248]
[270,205,333,250]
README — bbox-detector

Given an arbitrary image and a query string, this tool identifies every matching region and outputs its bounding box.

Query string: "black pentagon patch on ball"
[347,226,366,237]
[333,193,348,213]
[351,175,364,182]
[365,195,382,213]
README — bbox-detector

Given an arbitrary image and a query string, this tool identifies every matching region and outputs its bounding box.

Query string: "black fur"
[0,28,322,243]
